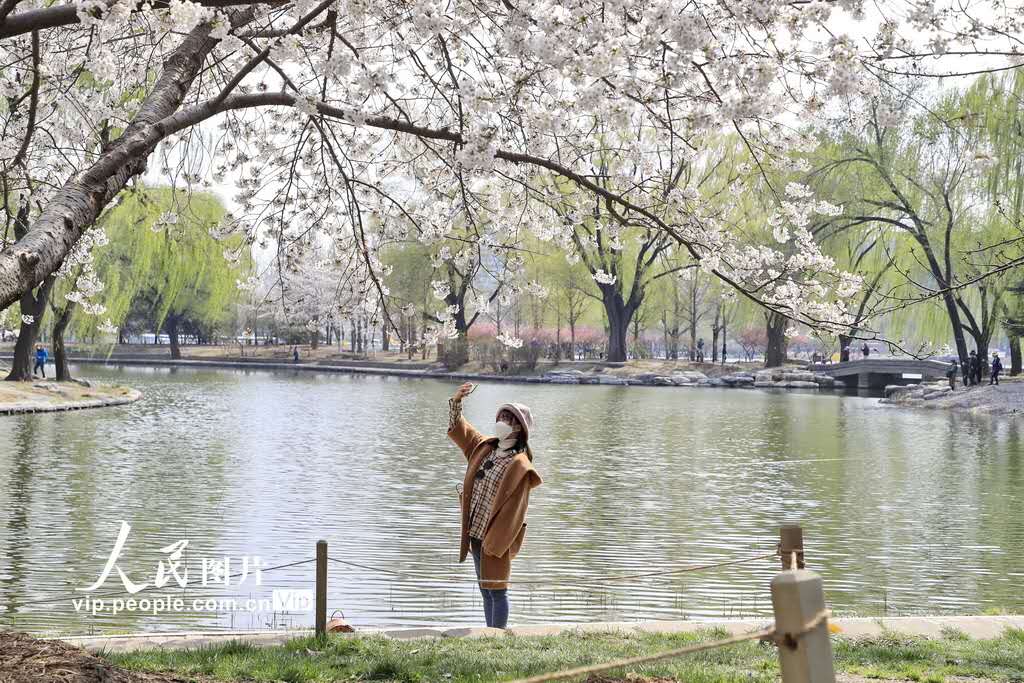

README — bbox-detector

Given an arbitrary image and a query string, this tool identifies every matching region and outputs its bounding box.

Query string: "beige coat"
[449,414,542,590]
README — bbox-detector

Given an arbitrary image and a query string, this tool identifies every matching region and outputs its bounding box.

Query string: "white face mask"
[494,421,515,441]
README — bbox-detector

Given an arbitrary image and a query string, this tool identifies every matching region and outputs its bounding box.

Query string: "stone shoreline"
[45,614,1024,653]
[0,390,142,415]
[2,355,849,392]
[880,379,1024,416]
[0,369,143,415]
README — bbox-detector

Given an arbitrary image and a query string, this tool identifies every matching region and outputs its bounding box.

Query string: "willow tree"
[79,187,250,359]
[814,90,1018,366]
[965,70,1024,374]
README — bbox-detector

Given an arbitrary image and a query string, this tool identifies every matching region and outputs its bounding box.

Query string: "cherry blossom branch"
[0,0,275,38]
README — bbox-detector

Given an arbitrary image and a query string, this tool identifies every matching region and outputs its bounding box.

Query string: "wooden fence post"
[771,570,835,683]
[780,525,805,570]
[315,540,327,638]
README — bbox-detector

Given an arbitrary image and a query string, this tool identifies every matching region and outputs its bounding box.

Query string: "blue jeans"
[33,360,45,377]
[470,538,509,628]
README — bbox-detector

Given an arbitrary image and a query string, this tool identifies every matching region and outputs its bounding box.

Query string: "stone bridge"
[807,358,951,389]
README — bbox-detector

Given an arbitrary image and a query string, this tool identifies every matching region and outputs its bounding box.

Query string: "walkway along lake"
[1,363,1022,635]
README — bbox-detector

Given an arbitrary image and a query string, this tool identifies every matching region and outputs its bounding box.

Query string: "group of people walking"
[947,351,1002,390]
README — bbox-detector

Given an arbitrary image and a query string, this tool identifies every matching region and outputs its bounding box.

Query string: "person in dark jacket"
[292,346,299,363]
[947,359,958,391]
[968,350,982,385]
[990,353,1003,385]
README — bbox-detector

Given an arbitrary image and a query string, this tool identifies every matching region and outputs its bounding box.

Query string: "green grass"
[104,628,1024,683]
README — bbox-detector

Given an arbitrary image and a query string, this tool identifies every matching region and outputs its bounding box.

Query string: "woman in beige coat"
[448,382,542,628]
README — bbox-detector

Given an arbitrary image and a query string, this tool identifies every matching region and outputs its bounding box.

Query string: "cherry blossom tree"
[2,0,1023,368]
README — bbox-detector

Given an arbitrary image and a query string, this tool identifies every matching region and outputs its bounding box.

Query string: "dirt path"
[0,630,200,682]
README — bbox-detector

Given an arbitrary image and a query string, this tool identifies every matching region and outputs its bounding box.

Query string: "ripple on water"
[0,363,1022,633]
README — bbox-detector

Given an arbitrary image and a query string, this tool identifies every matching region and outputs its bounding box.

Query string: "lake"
[1,363,1021,635]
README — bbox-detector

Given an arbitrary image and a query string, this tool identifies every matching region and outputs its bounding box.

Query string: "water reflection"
[0,364,1020,635]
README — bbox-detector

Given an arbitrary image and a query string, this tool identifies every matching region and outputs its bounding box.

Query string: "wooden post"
[780,525,805,570]
[315,540,327,638]
[771,570,835,683]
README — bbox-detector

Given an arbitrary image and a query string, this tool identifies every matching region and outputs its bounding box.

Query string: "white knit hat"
[496,402,534,442]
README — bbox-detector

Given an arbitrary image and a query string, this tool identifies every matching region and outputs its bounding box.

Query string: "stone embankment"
[880,378,1023,415]
[541,367,845,390]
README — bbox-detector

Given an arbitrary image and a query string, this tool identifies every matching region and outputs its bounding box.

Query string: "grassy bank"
[101,628,1024,683]
[0,376,139,412]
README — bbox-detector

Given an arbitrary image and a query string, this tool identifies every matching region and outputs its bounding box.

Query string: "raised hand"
[452,382,475,402]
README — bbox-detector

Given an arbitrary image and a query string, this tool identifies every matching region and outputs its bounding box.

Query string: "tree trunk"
[382,322,390,352]
[602,290,633,363]
[441,330,469,368]
[570,324,576,361]
[7,320,41,381]
[712,303,722,363]
[52,302,74,381]
[166,316,182,360]
[838,333,852,362]
[1011,335,1022,376]
[0,21,244,312]
[765,311,788,368]
[721,319,727,364]
[667,331,680,360]
[5,275,55,381]
[554,308,562,362]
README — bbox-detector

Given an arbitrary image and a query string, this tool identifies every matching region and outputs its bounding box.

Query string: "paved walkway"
[46,615,1024,653]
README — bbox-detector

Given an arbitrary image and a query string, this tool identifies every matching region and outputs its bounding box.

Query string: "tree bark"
[52,301,74,381]
[1010,335,1022,376]
[765,311,788,368]
[838,333,852,362]
[602,289,635,363]
[166,315,182,360]
[381,321,390,352]
[8,319,41,381]
[5,275,55,381]
[711,305,721,364]
[721,319,727,364]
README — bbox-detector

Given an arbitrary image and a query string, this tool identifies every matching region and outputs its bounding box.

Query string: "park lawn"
[105,628,1024,683]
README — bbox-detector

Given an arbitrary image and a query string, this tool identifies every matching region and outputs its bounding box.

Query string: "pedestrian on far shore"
[947,359,958,391]
[33,344,47,378]
[861,342,870,358]
[448,382,542,629]
[969,350,982,386]
[292,346,299,363]
[990,353,1003,385]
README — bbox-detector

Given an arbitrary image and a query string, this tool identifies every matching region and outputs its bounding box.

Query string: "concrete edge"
[35,615,1024,653]
[0,388,142,415]
[0,355,852,393]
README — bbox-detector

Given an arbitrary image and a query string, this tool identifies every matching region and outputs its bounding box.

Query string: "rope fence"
[505,607,831,683]
[324,549,781,588]
[5,524,837,683]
